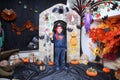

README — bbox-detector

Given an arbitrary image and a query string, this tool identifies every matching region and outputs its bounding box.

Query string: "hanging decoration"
[1,8,17,21]
[34,9,38,13]
[18,0,22,5]
[11,20,38,35]
[69,32,78,54]
[66,13,78,25]
[84,7,93,33]
[24,5,27,9]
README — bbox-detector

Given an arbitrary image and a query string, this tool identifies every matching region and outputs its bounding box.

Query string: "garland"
[1,8,38,36]
[11,20,38,35]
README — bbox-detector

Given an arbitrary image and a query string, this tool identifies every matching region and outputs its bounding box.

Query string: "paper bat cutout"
[76,25,81,29]
[67,27,73,32]
[93,7,98,11]
[102,15,108,21]
[111,3,118,10]
[39,35,45,40]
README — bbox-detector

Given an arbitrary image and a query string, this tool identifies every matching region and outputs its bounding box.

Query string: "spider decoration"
[1,8,17,21]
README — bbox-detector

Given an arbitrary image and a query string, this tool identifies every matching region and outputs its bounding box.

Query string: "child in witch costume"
[50,25,67,71]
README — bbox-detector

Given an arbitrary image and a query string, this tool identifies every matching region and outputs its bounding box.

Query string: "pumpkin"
[22,58,29,63]
[115,69,120,79]
[86,67,98,77]
[102,67,111,73]
[37,61,42,65]
[48,61,54,66]
[70,60,79,65]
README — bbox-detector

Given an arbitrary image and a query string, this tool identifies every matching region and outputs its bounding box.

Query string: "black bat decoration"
[91,1,95,6]
[67,27,73,32]
[39,35,45,40]
[76,25,81,29]
[93,7,98,11]
[102,15,108,21]
[111,3,118,10]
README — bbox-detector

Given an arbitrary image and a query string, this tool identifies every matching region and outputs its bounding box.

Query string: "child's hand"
[49,32,54,38]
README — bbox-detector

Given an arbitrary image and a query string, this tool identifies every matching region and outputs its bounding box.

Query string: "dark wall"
[0,0,66,51]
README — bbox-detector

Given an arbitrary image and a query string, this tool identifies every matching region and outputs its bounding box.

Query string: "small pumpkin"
[102,67,111,73]
[115,69,120,79]
[16,31,21,36]
[22,58,29,63]
[70,60,79,65]
[86,67,98,77]
[37,61,42,65]
[48,61,54,66]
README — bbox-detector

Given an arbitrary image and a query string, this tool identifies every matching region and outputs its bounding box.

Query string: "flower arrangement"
[89,18,120,60]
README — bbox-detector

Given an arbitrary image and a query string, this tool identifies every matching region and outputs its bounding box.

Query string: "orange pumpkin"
[70,60,79,65]
[37,61,42,65]
[86,69,98,77]
[48,61,54,66]
[22,58,29,63]
[102,67,111,73]
[16,31,21,36]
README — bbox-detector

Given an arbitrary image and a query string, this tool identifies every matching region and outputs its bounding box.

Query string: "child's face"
[57,27,63,33]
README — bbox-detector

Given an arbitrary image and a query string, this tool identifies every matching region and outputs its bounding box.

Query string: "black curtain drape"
[0,0,66,51]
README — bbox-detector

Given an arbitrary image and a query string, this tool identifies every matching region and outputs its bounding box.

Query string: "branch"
[81,0,117,16]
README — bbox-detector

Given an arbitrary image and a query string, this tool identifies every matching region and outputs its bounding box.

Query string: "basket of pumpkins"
[86,67,98,77]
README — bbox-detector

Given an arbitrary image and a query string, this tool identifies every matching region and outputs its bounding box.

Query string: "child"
[50,25,67,71]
